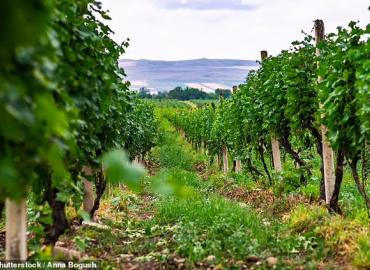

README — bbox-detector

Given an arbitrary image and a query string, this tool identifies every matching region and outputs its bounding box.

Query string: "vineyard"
[0,1,370,270]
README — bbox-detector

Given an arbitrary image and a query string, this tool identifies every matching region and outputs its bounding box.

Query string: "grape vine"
[170,21,370,213]
[0,0,158,254]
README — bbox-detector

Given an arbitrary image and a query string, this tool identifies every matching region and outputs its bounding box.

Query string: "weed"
[286,204,328,233]
[153,196,276,265]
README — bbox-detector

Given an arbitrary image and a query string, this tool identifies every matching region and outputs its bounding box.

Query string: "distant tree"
[153,91,168,99]
[207,93,217,99]
[167,86,184,100]
[137,86,219,100]
[167,87,216,100]
[138,87,153,99]
[215,89,231,99]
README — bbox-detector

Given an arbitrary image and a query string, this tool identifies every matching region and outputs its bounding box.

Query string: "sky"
[101,0,369,60]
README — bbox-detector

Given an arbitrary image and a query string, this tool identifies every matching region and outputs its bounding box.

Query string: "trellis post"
[222,145,229,173]
[232,85,242,173]
[6,199,27,260]
[260,50,282,172]
[82,166,95,214]
[314,19,335,204]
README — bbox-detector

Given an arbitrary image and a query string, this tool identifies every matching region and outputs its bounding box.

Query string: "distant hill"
[118,58,259,92]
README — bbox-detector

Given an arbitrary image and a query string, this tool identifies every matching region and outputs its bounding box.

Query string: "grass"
[286,204,370,269]
[147,99,191,109]
[153,196,277,267]
[150,116,204,170]
[189,99,219,108]
[140,114,330,269]
[142,112,370,269]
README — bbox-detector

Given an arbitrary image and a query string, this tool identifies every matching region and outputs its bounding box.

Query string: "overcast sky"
[101,0,369,60]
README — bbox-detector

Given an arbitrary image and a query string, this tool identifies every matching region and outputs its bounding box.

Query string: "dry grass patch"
[286,204,370,269]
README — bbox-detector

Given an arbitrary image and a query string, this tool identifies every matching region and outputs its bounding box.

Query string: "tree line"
[138,86,232,100]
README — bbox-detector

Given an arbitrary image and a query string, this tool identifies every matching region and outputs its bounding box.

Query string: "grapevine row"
[0,1,158,259]
[170,20,370,214]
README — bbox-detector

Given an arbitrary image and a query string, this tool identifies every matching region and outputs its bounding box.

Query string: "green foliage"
[318,22,370,160]
[122,100,159,159]
[188,99,219,107]
[353,233,370,269]
[139,86,218,100]
[170,19,370,210]
[151,115,203,171]
[0,0,158,248]
[154,196,274,263]
[215,89,232,99]
[152,144,194,171]
[167,87,215,100]
[287,204,370,269]
[73,236,90,252]
[0,0,74,200]
[273,170,302,195]
[169,103,218,155]
[102,150,146,192]
[299,182,320,201]
[0,0,51,63]
[149,169,202,199]
[149,99,191,109]
[287,205,328,233]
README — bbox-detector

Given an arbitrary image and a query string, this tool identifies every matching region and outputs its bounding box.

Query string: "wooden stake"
[232,85,242,172]
[83,179,95,213]
[260,50,268,61]
[235,160,242,173]
[107,184,112,197]
[199,142,204,154]
[217,153,223,171]
[82,166,95,213]
[223,145,229,173]
[6,199,27,260]
[271,137,282,172]
[260,50,282,172]
[315,19,335,204]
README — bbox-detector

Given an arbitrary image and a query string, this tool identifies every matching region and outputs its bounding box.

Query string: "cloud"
[155,0,254,10]
[101,0,370,61]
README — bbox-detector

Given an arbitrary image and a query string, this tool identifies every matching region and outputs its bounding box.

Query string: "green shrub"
[299,181,320,201]
[273,169,302,195]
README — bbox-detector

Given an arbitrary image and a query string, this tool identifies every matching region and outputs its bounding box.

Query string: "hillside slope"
[119,58,258,91]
